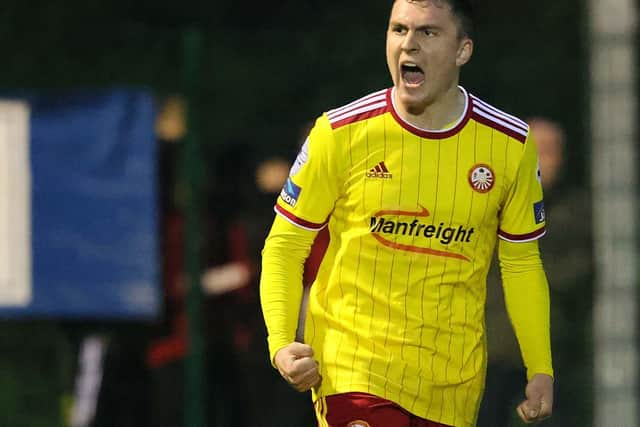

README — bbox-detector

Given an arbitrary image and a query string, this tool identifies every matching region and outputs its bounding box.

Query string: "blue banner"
[0,89,160,318]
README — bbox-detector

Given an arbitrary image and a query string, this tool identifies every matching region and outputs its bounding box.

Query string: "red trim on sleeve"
[274,204,327,231]
[498,226,546,242]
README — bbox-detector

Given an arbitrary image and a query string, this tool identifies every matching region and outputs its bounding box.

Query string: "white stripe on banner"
[0,101,32,306]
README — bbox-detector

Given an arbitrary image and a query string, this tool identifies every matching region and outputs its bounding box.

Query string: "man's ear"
[456,38,474,66]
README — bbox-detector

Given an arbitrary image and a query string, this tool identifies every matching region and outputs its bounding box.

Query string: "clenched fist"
[274,342,322,392]
[517,373,554,424]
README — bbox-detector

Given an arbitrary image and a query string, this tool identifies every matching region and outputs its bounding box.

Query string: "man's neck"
[395,85,466,131]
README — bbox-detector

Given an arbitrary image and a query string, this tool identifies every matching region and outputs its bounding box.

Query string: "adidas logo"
[366,161,392,179]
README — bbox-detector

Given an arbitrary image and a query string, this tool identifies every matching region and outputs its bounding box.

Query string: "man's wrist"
[528,371,554,382]
[268,338,292,367]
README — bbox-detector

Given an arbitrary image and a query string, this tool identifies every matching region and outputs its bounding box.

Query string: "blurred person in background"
[149,103,318,426]
[260,1,555,426]
[479,117,592,426]
[203,142,317,427]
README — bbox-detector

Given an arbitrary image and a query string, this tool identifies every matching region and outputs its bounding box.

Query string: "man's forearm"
[499,239,554,380]
[260,215,317,364]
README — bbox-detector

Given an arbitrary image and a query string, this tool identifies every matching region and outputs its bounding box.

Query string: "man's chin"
[397,87,428,115]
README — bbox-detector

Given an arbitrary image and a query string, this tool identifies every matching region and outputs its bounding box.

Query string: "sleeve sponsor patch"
[533,200,546,224]
[289,138,309,177]
[280,177,302,207]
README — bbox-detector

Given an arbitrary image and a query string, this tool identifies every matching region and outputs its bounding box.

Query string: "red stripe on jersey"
[274,203,327,231]
[330,105,389,129]
[327,94,387,121]
[473,104,528,134]
[380,162,389,172]
[375,165,382,172]
[471,111,527,143]
[470,95,529,129]
[498,226,546,242]
[388,88,472,139]
[327,89,387,117]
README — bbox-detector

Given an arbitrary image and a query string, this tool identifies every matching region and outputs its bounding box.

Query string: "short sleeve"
[498,133,547,242]
[274,114,342,231]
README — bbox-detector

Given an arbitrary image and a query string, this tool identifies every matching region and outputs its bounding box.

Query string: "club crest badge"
[468,164,495,193]
[347,421,371,427]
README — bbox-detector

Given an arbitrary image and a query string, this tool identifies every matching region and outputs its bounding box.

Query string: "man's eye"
[392,26,405,34]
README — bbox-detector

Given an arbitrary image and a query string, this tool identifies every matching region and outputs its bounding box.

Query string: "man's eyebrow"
[389,20,407,27]
[388,21,442,32]
[416,24,443,32]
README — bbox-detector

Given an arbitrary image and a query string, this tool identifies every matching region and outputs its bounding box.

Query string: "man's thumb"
[288,342,314,358]
[523,396,541,418]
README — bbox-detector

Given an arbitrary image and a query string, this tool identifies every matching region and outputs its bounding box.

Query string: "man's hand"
[517,373,554,424]
[274,342,321,392]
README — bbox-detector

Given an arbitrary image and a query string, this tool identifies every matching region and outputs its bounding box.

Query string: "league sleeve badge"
[533,200,546,224]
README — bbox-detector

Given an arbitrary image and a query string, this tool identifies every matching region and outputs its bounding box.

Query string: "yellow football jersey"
[272,87,546,427]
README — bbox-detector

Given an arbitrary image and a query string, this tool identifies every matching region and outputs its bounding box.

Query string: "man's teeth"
[402,63,422,72]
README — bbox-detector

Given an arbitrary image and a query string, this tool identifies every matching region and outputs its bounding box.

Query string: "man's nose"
[401,31,419,52]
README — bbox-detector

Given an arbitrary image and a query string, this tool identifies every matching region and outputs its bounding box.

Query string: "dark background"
[0,1,590,426]
[0,0,587,180]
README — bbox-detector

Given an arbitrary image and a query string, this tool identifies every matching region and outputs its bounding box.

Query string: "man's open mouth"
[401,63,425,86]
